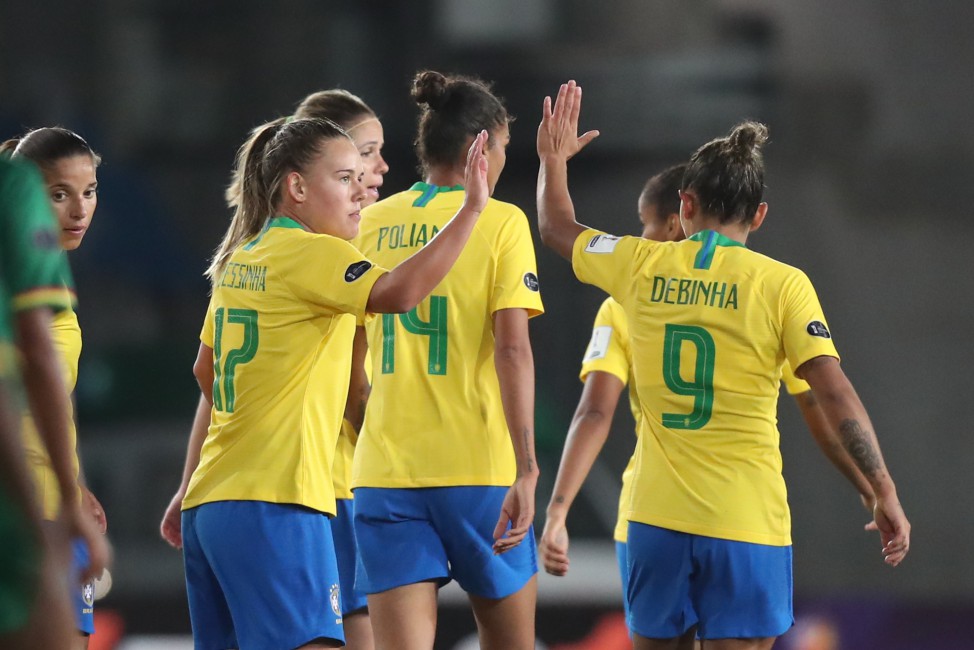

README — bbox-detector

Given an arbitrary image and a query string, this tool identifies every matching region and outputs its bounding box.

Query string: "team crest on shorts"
[806,320,831,339]
[329,583,342,618]
[82,581,95,607]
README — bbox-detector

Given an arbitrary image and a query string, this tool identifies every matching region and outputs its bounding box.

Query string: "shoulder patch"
[344,261,373,283]
[584,234,619,254]
[583,326,613,362]
[523,272,540,292]
[806,320,831,339]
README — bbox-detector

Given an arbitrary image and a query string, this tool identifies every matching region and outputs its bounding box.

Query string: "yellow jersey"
[579,297,639,543]
[780,361,811,395]
[351,183,544,488]
[183,217,386,515]
[20,307,82,520]
[572,229,839,546]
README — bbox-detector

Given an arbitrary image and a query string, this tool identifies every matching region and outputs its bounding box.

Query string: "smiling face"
[287,136,367,240]
[43,154,98,251]
[346,117,388,207]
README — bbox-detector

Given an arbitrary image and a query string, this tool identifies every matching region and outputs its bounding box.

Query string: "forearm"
[802,357,897,498]
[17,309,79,507]
[343,326,370,432]
[368,205,481,313]
[537,157,586,261]
[494,314,539,479]
[547,411,612,519]
[795,390,874,499]
[176,395,211,494]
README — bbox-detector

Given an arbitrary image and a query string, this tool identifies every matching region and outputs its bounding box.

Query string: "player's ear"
[750,202,769,232]
[678,190,695,221]
[285,171,306,203]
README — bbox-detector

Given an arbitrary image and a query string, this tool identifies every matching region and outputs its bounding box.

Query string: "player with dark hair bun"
[537,81,909,650]
[350,70,542,650]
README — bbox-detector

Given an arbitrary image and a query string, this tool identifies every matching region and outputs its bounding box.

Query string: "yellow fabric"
[333,349,371,500]
[351,185,544,488]
[579,297,640,543]
[21,308,81,520]
[572,229,839,546]
[780,361,811,395]
[183,218,386,515]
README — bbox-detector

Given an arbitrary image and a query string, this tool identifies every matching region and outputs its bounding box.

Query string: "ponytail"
[208,118,286,282]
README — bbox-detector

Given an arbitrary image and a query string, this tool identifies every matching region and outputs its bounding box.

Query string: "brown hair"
[294,89,375,129]
[681,121,769,224]
[640,164,687,222]
[411,70,508,176]
[208,117,349,282]
[0,127,101,171]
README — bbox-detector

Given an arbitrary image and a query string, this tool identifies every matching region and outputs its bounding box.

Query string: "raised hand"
[462,129,490,214]
[537,80,600,162]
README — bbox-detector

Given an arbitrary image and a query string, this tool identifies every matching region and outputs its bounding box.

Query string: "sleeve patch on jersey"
[806,320,831,339]
[523,272,540,292]
[584,234,619,254]
[583,326,613,361]
[32,228,60,251]
[344,261,373,282]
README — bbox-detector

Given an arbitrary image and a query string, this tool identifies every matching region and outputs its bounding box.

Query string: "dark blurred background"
[3,1,971,648]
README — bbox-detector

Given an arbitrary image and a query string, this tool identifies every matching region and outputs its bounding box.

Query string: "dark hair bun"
[728,121,769,153]
[412,70,451,111]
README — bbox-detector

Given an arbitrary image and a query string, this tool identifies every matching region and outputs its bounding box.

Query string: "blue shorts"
[333,498,368,615]
[72,539,95,635]
[182,501,344,650]
[627,522,793,640]
[353,486,537,599]
[616,541,630,631]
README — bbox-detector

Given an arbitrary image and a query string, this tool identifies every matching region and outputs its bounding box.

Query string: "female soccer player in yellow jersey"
[2,128,111,649]
[536,81,910,650]
[169,117,489,650]
[178,88,390,650]
[0,155,108,649]
[539,164,877,642]
[349,70,543,650]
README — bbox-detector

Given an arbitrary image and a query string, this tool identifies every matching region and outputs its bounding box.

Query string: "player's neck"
[425,167,464,189]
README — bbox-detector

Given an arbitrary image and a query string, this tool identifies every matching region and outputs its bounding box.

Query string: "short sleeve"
[579,298,630,385]
[0,159,74,314]
[780,362,810,395]
[284,235,388,319]
[571,229,643,302]
[200,297,216,347]
[780,270,840,374]
[489,207,544,318]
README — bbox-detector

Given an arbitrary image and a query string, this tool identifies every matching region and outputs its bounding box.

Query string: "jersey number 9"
[662,324,715,430]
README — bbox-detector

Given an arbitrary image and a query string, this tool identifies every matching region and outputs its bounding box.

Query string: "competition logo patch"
[329,583,342,618]
[82,581,95,607]
[583,326,612,362]
[523,272,540,292]
[806,320,831,339]
[584,234,620,254]
[344,261,372,282]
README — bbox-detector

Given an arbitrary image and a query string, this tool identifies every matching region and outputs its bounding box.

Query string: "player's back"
[352,184,543,488]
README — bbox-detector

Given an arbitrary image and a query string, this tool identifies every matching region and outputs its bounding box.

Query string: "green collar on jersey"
[688,229,745,270]
[268,216,305,230]
[243,216,304,251]
[409,182,464,208]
